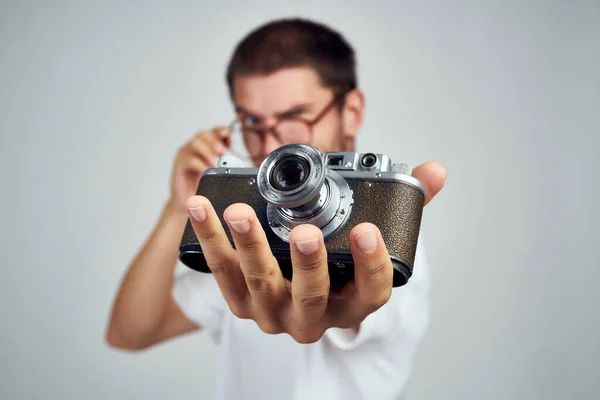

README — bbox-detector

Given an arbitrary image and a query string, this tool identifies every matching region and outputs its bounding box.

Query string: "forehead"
[232,67,332,116]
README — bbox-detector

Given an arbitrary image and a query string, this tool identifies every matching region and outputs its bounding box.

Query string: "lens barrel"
[258,144,354,242]
[257,144,325,209]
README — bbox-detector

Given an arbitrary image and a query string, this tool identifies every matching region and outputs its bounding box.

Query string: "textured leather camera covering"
[326,178,424,268]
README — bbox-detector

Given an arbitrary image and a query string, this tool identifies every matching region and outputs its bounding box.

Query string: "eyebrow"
[235,102,315,120]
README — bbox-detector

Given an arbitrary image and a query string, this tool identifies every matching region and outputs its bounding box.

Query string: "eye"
[242,115,261,126]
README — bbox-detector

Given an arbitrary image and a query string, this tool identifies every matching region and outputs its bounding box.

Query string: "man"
[106,18,446,400]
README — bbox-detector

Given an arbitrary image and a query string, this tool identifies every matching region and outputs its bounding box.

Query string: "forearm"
[106,200,189,348]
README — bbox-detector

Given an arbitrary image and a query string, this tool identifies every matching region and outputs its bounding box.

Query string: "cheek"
[311,117,343,151]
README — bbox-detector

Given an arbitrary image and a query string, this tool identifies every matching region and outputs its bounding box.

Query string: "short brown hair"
[226,18,357,101]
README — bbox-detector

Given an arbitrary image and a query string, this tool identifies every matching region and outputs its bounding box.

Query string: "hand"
[185,161,446,343]
[169,127,231,213]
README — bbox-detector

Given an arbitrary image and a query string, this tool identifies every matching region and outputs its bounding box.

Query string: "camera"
[179,144,425,288]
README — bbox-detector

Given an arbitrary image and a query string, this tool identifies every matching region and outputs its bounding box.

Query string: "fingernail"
[227,219,250,234]
[295,238,319,255]
[189,206,206,222]
[214,141,227,154]
[355,230,377,253]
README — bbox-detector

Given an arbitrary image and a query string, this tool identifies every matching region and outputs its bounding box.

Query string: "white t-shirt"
[172,238,431,400]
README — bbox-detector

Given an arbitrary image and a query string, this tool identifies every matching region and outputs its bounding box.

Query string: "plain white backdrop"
[1,1,598,399]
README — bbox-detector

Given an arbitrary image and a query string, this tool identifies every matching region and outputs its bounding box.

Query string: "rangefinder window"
[326,155,344,166]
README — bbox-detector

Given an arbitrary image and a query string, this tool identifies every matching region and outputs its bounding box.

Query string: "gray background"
[1,0,598,399]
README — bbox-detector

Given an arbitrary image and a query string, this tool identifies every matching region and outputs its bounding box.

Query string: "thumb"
[411,161,447,206]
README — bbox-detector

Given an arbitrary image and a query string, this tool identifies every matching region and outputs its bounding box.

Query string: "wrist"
[164,198,190,220]
[159,198,192,238]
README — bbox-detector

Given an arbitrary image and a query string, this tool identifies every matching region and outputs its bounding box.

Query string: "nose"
[262,130,282,156]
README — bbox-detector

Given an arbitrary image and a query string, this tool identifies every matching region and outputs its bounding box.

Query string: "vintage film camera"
[179,144,425,288]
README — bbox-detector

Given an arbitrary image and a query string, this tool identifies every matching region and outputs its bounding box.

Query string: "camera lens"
[257,144,325,209]
[257,144,354,242]
[361,153,377,168]
[270,155,310,192]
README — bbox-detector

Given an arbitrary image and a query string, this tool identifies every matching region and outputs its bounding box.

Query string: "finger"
[411,161,447,206]
[289,224,330,329]
[198,131,232,163]
[186,196,250,317]
[347,223,393,316]
[211,126,233,149]
[223,204,287,319]
[202,126,231,149]
[179,154,210,174]
[213,126,231,140]
[189,137,219,167]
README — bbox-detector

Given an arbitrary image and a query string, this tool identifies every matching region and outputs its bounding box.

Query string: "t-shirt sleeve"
[324,235,431,349]
[171,268,227,342]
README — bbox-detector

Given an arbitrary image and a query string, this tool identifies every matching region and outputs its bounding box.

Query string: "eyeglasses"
[227,92,348,160]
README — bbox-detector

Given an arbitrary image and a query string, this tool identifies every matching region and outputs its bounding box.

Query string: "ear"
[341,88,365,140]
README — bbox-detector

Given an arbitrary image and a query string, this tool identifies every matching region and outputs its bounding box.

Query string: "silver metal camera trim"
[324,152,396,172]
[215,155,249,168]
[267,168,354,242]
[278,179,331,220]
[322,151,424,194]
[257,144,325,209]
[363,171,425,195]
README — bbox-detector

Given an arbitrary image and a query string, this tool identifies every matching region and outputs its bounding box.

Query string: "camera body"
[179,144,425,288]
